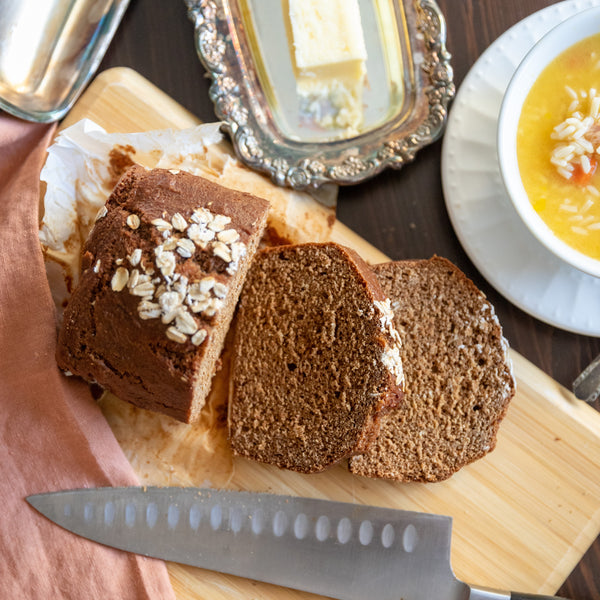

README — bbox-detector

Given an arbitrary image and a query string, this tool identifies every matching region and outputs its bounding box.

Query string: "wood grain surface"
[66,66,600,600]
[90,1,600,598]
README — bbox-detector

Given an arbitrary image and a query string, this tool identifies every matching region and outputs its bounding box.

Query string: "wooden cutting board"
[64,67,600,598]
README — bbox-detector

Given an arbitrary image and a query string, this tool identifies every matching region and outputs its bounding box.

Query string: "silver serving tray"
[185,0,454,189]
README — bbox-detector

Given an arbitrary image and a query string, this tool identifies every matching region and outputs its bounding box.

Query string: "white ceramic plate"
[441,0,600,337]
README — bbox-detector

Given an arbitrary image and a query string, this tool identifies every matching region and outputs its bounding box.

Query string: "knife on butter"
[27,487,566,600]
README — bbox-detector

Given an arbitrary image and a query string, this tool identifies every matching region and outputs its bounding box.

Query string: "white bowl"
[497,6,600,279]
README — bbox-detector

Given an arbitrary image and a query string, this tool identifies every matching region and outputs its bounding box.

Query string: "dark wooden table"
[98,1,600,598]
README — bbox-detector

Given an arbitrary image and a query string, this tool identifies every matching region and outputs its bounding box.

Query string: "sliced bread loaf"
[56,166,269,423]
[228,242,405,474]
[349,256,515,482]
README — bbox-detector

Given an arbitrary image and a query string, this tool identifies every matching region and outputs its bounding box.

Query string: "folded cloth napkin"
[0,114,175,598]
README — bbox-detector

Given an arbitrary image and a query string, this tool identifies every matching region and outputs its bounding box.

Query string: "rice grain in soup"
[518,33,600,261]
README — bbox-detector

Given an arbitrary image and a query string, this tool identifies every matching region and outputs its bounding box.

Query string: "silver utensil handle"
[510,593,570,600]
[468,587,568,600]
[572,353,600,403]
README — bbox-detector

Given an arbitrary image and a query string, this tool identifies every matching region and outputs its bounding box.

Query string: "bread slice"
[228,242,405,474]
[348,256,515,482]
[56,166,269,423]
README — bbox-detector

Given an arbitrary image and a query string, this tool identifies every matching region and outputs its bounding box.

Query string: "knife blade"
[26,487,565,600]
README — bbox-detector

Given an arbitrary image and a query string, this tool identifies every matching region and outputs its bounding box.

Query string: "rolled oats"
[166,327,187,343]
[176,238,196,258]
[226,241,247,275]
[175,273,188,287]
[151,218,172,232]
[131,281,155,297]
[155,249,176,278]
[191,329,208,346]
[128,248,142,266]
[187,282,207,301]
[138,301,161,320]
[202,298,223,318]
[126,214,141,230]
[382,346,404,387]
[374,299,395,330]
[95,205,108,221]
[199,276,215,294]
[189,298,210,314]
[163,238,178,251]
[127,268,140,289]
[187,223,215,247]
[175,309,199,335]
[230,242,246,262]
[212,241,232,263]
[171,212,188,232]
[159,290,183,312]
[111,267,129,292]
[213,282,228,299]
[217,229,240,244]
[191,207,213,225]
[161,309,178,325]
[110,204,246,345]
[208,214,231,232]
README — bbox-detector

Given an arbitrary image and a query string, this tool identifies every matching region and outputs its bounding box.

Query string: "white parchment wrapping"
[40,119,336,302]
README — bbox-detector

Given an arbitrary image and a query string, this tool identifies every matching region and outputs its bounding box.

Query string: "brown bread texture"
[349,256,516,482]
[56,166,269,423]
[228,242,405,474]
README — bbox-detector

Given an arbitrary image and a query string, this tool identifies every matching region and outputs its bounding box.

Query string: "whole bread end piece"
[349,256,516,482]
[56,166,270,423]
[228,242,405,474]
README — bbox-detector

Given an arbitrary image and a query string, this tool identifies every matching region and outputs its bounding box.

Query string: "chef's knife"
[27,487,566,600]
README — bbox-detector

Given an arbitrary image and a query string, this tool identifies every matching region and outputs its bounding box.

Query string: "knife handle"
[469,587,570,600]
[511,593,570,600]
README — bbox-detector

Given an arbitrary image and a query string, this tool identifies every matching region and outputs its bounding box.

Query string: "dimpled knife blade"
[27,486,464,600]
[27,486,566,600]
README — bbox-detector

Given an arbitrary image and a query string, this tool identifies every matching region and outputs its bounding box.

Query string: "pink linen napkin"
[0,114,175,598]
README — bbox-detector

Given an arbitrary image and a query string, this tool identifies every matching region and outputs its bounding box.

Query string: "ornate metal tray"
[185,0,454,189]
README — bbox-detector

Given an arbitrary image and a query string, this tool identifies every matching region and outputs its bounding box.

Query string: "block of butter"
[288,0,368,133]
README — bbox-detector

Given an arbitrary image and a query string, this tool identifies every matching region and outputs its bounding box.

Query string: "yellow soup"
[517,33,600,261]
